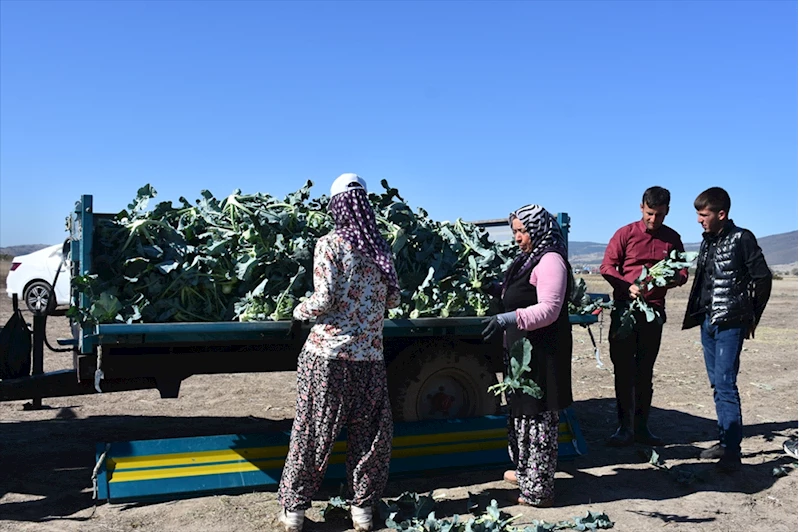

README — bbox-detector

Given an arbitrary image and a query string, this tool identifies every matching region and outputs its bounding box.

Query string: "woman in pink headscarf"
[277,174,400,532]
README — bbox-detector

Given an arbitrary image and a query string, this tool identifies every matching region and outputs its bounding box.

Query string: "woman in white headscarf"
[481,204,573,508]
[277,174,400,532]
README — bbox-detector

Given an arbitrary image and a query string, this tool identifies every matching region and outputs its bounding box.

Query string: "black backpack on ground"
[0,304,32,379]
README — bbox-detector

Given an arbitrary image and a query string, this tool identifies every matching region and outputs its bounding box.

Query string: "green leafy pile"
[614,250,698,338]
[69,181,517,324]
[323,491,614,531]
[487,338,543,399]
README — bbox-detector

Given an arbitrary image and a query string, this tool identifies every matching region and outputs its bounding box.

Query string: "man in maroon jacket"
[600,186,689,447]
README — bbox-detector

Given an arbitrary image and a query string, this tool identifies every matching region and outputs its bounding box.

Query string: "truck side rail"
[85,315,598,352]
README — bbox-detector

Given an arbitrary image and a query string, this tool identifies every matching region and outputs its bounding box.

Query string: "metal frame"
[72,195,95,354]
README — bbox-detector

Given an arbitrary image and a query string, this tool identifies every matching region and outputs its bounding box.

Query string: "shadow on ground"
[0,398,796,525]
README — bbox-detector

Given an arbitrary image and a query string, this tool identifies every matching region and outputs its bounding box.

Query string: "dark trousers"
[700,315,746,457]
[609,308,663,429]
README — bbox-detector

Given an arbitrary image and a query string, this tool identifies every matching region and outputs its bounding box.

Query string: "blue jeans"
[700,315,746,457]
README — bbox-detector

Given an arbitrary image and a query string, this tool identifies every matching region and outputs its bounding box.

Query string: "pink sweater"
[515,252,568,331]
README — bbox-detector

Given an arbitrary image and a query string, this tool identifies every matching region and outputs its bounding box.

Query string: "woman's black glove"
[480,311,517,342]
[481,316,502,342]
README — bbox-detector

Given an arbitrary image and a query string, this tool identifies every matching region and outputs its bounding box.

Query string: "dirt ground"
[0,276,796,532]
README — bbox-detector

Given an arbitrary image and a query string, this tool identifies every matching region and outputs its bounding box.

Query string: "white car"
[5,244,70,314]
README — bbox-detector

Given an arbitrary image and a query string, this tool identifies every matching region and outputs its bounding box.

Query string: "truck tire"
[388,339,500,422]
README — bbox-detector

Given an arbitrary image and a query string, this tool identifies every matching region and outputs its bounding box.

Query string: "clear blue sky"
[1,0,796,248]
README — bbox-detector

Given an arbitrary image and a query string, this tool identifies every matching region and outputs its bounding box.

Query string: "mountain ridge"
[569,230,798,270]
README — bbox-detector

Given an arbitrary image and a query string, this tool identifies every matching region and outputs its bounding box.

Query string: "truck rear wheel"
[387,339,500,422]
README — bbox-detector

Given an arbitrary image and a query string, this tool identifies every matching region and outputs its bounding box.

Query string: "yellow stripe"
[392,428,506,447]
[110,458,288,482]
[110,446,290,470]
[108,424,577,480]
[392,422,567,447]
[110,428,522,470]
[391,438,507,459]
[110,438,508,484]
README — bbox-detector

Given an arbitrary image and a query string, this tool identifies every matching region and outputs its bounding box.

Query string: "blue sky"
[1,0,796,248]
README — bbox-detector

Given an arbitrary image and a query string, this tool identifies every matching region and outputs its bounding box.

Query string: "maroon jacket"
[600,220,688,310]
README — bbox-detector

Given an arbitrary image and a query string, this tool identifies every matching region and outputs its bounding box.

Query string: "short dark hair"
[694,187,730,214]
[642,186,671,208]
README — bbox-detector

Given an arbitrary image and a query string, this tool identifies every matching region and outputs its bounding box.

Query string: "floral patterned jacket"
[293,232,401,361]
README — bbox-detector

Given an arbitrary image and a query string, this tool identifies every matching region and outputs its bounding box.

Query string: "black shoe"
[716,454,742,473]
[634,426,664,446]
[606,427,634,447]
[700,443,725,460]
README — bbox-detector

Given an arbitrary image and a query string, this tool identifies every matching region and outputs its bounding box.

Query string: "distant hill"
[568,241,608,265]
[679,230,797,268]
[570,230,797,271]
[765,232,799,265]
[0,244,51,258]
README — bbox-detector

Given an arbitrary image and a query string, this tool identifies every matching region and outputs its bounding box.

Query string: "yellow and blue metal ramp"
[95,410,587,503]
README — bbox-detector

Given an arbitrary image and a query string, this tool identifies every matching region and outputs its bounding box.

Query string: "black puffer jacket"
[682,220,772,330]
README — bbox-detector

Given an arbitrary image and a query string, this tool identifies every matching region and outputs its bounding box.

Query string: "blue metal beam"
[74,195,95,354]
[90,315,598,348]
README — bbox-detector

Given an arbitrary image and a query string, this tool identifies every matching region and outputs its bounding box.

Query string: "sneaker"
[784,439,798,459]
[278,508,304,532]
[700,443,725,460]
[503,470,518,485]
[351,505,373,532]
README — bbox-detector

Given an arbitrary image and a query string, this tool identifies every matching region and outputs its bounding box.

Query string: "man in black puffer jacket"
[683,187,772,473]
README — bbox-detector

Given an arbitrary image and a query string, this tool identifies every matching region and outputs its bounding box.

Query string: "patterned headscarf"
[504,204,568,288]
[328,188,400,292]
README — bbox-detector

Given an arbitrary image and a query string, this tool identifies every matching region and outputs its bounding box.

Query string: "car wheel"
[24,281,55,315]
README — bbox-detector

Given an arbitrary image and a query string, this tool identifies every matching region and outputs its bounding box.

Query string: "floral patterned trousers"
[507,410,559,504]
[278,350,394,511]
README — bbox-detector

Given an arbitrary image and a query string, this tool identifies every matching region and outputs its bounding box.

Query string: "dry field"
[0,270,796,532]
